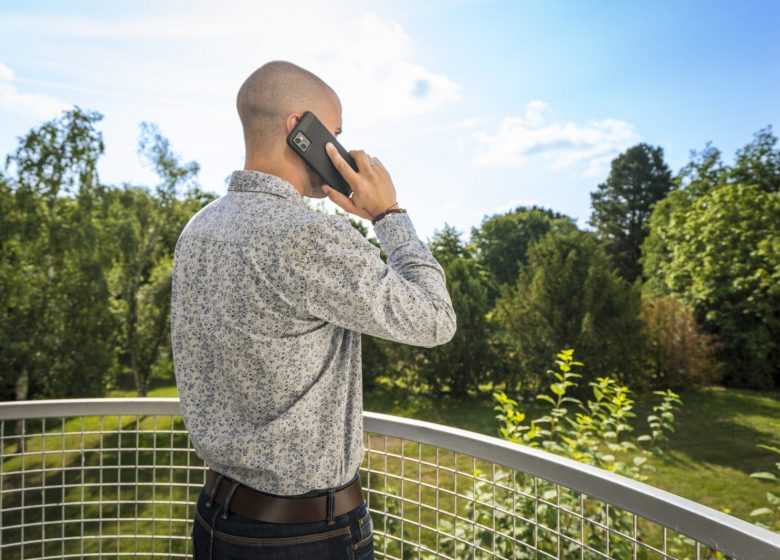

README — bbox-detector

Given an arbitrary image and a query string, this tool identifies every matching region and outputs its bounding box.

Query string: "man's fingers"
[325,187,372,220]
[322,184,351,208]
[351,150,373,174]
[321,185,370,219]
[325,143,360,185]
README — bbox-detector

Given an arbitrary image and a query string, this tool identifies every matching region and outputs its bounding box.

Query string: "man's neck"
[243,160,305,198]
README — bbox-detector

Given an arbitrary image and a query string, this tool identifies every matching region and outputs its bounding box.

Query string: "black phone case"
[286,111,358,197]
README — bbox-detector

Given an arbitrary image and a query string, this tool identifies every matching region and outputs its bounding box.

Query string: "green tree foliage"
[730,126,780,193]
[643,182,779,388]
[107,122,207,396]
[495,229,648,397]
[0,107,115,401]
[0,108,216,401]
[643,127,780,388]
[412,224,496,396]
[470,206,576,290]
[589,143,674,283]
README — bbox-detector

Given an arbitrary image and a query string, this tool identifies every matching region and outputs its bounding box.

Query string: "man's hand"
[321,142,398,221]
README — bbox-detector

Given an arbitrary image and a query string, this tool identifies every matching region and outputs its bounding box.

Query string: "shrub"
[437,349,684,559]
[749,424,780,533]
[639,294,723,390]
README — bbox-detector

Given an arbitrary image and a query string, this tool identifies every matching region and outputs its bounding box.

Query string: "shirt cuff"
[372,211,418,250]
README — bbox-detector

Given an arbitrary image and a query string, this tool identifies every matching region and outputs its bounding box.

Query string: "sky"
[1,0,778,243]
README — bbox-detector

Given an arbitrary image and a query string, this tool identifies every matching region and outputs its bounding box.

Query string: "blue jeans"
[191,485,375,559]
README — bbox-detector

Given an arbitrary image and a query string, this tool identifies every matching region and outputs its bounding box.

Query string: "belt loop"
[326,488,336,525]
[221,481,241,520]
[208,505,222,560]
[205,473,225,509]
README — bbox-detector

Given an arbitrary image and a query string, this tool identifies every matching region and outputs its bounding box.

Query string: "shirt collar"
[227,169,305,204]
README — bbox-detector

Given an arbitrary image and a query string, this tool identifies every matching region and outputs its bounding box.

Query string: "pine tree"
[589,143,674,283]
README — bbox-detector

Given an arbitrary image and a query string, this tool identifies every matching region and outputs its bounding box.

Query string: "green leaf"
[757,444,780,455]
[750,472,778,481]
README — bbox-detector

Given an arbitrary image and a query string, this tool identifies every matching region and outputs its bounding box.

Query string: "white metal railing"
[1,398,778,559]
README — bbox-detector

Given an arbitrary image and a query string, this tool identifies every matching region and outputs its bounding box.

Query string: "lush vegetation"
[2,107,777,403]
[0,108,216,401]
[1,107,778,552]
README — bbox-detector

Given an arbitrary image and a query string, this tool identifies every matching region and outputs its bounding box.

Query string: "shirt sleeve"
[289,211,457,348]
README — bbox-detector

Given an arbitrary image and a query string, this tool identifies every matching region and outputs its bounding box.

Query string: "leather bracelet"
[372,207,406,225]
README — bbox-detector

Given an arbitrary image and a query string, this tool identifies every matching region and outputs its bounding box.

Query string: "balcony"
[1,398,778,559]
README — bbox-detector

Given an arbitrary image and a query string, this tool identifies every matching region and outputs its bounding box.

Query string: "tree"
[589,143,674,283]
[643,183,779,388]
[730,126,779,193]
[495,229,648,398]
[0,107,219,405]
[0,107,115,402]
[108,122,204,397]
[643,127,780,389]
[470,206,575,291]
[413,224,494,396]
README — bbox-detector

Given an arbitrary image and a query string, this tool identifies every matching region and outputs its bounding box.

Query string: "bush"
[639,294,723,390]
[493,349,682,476]
[434,349,684,559]
[749,424,780,533]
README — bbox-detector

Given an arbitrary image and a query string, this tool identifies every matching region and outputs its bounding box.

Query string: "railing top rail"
[0,397,182,419]
[2,397,779,559]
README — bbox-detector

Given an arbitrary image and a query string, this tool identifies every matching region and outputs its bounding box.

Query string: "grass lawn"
[106,374,780,528]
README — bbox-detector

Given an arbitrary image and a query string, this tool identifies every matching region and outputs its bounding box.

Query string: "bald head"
[237,61,340,155]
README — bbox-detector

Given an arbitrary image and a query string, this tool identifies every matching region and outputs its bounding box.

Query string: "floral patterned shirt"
[171,169,456,496]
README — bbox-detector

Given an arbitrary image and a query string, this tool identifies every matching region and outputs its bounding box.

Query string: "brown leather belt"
[203,468,365,524]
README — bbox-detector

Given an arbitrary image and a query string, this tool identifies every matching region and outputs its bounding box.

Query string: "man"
[172,60,456,560]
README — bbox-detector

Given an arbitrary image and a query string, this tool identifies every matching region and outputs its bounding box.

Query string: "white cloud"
[0,62,15,81]
[522,99,549,127]
[471,101,639,177]
[306,12,460,128]
[0,4,460,201]
[0,6,459,130]
[0,61,70,119]
[458,116,480,128]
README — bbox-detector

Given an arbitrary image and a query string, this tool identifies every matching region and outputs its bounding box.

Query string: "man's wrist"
[371,205,406,225]
[372,209,417,250]
[368,201,398,218]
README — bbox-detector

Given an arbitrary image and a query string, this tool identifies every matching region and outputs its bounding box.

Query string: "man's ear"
[285,113,301,135]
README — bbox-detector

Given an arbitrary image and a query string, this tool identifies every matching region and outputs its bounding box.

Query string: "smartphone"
[286,111,358,197]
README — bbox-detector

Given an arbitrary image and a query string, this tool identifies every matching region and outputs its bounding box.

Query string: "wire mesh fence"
[1,399,778,559]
